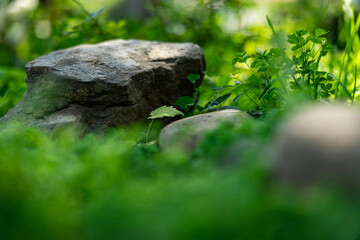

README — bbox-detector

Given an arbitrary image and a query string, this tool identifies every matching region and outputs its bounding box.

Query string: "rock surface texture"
[273,104,360,187]
[159,109,250,151]
[0,39,205,132]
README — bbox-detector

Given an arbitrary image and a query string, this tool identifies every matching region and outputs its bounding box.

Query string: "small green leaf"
[296,29,308,36]
[251,59,261,68]
[287,38,297,44]
[232,58,240,65]
[187,74,200,84]
[299,36,306,45]
[257,65,268,72]
[291,45,300,51]
[325,83,332,90]
[148,106,184,119]
[233,52,250,65]
[235,52,246,58]
[269,48,282,56]
[176,96,194,111]
[315,28,329,38]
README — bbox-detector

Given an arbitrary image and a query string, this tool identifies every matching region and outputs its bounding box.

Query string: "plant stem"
[353,65,358,101]
[245,62,260,79]
[244,92,261,108]
[146,119,154,143]
[313,55,322,99]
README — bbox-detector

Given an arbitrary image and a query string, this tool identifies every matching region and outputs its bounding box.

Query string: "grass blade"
[335,10,360,97]
[353,64,358,101]
[266,16,276,35]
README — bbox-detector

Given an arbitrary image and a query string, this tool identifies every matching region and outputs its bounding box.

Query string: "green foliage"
[176,74,202,115]
[1,1,360,239]
[287,28,335,99]
[176,96,195,112]
[0,123,359,240]
[0,67,26,117]
[187,74,200,84]
[209,28,336,113]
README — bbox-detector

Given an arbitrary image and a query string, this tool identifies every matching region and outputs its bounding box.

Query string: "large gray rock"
[272,104,360,188]
[159,109,250,151]
[0,39,205,132]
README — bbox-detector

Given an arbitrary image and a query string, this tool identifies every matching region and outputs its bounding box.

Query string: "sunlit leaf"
[315,28,329,38]
[148,106,183,119]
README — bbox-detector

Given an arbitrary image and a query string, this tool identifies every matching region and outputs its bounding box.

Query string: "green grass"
[0,121,359,240]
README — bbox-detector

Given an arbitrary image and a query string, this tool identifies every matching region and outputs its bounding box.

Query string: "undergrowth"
[199,27,340,115]
[1,120,359,240]
[1,1,360,239]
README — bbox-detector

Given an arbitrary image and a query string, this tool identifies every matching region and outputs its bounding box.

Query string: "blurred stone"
[0,39,205,132]
[273,104,360,187]
[222,139,260,167]
[158,109,250,151]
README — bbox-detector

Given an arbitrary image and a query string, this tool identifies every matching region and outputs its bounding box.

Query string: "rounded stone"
[158,109,250,151]
[272,103,360,187]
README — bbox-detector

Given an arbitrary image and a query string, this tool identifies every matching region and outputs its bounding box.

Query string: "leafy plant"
[176,74,202,116]
[208,27,336,113]
[287,28,335,99]
[146,106,183,143]
[177,74,235,114]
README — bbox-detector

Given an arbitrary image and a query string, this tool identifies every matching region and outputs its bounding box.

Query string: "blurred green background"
[2,0,359,116]
[1,0,360,239]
